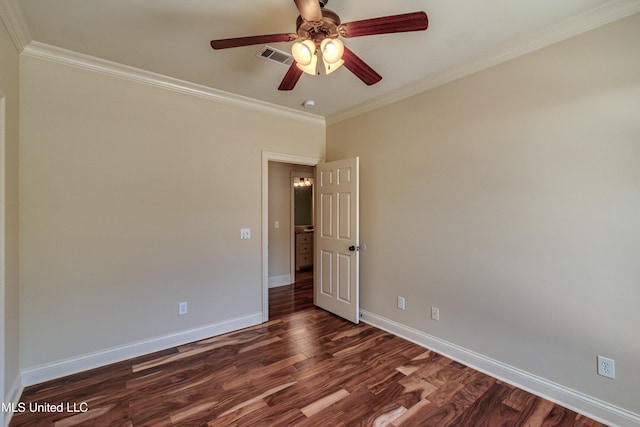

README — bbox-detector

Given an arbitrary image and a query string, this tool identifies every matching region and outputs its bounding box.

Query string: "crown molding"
[5,0,638,128]
[0,0,321,126]
[326,0,640,125]
[0,0,31,51]
[21,41,325,127]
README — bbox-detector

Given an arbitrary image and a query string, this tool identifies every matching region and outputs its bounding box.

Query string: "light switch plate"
[240,228,251,239]
[178,302,187,316]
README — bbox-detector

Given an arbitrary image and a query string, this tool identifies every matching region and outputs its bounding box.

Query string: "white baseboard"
[2,372,23,427]
[20,312,262,387]
[359,310,640,427]
[268,274,293,288]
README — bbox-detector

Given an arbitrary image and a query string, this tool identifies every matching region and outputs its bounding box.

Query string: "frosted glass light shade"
[292,40,318,75]
[320,38,344,74]
[321,38,344,63]
[323,58,344,74]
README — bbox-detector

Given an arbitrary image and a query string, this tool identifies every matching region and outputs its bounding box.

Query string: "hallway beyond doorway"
[269,269,313,319]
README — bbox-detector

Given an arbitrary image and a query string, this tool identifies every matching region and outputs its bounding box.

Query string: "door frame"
[262,151,321,322]
[0,94,6,421]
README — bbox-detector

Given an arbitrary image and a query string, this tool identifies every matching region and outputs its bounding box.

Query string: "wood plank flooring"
[9,271,607,426]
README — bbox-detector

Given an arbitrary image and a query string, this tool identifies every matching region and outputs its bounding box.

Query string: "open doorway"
[291,170,314,276]
[261,152,321,322]
[267,163,315,319]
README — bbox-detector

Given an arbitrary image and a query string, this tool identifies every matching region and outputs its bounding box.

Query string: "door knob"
[348,245,356,252]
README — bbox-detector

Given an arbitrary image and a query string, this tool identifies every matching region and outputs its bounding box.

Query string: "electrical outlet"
[397,296,405,310]
[597,355,615,379]
[431,307,440,321]
[178,301,188,316]
[240,228,251,239]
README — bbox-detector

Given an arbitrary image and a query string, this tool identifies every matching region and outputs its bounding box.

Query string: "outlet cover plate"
[597,355,615,379]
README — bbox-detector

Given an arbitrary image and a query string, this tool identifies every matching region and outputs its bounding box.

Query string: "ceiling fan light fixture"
[323,58,344,74]
[320,38,344,63]
[320,38,344,74]
[292,40,318,75]
[211,5,429,90]
[297,55,318,75]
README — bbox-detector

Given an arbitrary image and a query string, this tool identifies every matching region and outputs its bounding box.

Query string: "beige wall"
[19,55,324,369]
[327,14,640,415]
[0,12,21,421]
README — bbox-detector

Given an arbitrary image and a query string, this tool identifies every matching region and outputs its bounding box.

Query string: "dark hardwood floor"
[9,270,607,426]
[269,270,314,320]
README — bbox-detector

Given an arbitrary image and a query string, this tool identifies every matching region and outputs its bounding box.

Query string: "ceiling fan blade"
[338,11,428,38]
[278,62,304,91]
[342,47,382,86]
[293,0,323,22]
[211,33,297,50]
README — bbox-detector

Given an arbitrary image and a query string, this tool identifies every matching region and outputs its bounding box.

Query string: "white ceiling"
[7,0,640,121]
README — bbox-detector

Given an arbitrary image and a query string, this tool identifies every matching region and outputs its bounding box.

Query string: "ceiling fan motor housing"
[296,8,341,45]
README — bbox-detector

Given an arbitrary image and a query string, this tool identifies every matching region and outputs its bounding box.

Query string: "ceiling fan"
[210,0,428,91]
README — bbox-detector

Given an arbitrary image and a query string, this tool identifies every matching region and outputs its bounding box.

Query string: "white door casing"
[314,157,360,323]
[0,94,7,425]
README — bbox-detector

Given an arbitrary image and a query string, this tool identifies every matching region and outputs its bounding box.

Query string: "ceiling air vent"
[256,46,294,67]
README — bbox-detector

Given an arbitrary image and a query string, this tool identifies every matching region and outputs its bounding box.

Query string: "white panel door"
[314,157,359,323]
